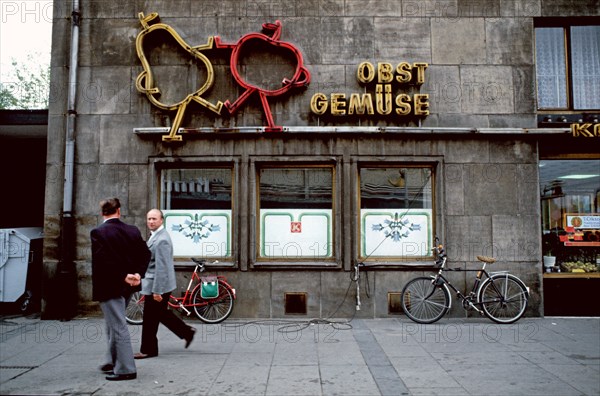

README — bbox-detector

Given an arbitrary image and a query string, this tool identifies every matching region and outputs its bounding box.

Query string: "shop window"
[160,168,233,258]
[359,166,434,260]
[258,166,334,260]
[540,159,600,273]
[535,20,600,111]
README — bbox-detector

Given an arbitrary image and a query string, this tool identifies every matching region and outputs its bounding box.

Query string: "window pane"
[535,28,568,109]
[260,168,332,209]
[161,168,232,258]
[571,26,600,110]
[360,167,433,258]
[259,167,333,259]
[539,159,600,273]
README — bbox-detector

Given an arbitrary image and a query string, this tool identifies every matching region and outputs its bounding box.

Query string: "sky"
[0,0,53,80]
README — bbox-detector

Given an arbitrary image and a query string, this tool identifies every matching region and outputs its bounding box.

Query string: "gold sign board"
[310,61,430,118]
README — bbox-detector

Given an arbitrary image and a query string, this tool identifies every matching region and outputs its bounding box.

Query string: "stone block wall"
[42,0,599,318]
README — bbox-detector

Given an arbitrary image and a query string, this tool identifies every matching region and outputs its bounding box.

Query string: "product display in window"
[540,159,600,274]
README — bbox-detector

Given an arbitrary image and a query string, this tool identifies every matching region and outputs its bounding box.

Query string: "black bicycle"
[401,239,529,324]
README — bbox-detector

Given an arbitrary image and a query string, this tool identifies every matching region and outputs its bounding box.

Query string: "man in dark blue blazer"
[91,198,150,381]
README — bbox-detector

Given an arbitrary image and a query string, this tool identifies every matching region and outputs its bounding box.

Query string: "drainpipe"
[55,0,80,320]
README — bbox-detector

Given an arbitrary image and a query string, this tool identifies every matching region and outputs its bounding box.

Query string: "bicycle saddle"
[477,255,496,264]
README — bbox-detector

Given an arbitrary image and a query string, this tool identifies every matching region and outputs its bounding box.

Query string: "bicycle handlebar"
[432,237,446,267]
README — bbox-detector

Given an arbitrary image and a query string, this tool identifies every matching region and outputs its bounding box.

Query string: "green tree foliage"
[0,53,50,109]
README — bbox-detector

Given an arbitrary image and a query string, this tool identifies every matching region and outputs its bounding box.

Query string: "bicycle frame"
[125,259,236,325]
[431,254,528,314]
[169,261,236,315]
[432,269,490,313]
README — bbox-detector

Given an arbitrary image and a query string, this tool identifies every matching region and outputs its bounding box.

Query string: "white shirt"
[148,224,164,242]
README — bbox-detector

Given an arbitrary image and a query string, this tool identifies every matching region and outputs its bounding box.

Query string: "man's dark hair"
[100,198,121,216]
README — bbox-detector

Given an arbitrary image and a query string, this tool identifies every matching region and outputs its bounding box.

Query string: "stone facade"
[42,0,599,318]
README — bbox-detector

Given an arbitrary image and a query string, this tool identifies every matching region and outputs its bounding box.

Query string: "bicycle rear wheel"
[401,277,450,324]
[125,291,144,325]
[191,283,234,324]
[478,274,528,324]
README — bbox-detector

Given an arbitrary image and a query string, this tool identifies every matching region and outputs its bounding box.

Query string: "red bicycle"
[125,258,236,324]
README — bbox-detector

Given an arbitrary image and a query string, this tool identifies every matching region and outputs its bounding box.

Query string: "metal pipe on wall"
[63,0,79,213]
[55,0,80,320]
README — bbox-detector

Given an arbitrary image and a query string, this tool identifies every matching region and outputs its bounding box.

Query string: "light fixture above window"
[558,174,599,180]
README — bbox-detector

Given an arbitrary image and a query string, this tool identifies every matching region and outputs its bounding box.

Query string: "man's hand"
[153,293,163,302]
[125,273,141,286]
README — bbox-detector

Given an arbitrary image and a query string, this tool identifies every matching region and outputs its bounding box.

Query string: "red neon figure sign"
[215,21,311,132]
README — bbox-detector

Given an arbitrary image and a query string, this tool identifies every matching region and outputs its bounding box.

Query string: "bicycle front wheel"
[401,277,450,324]
[125,291,144,325]
[191,283,234,324]
[478,274,528,324]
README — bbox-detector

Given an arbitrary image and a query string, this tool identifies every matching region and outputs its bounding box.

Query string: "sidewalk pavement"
[0,314,598,396]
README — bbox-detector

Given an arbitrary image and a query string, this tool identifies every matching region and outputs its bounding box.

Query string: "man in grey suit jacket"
[134,209,196,359]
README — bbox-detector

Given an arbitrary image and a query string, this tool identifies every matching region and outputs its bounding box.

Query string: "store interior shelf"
[563,241,600,247]
[543,272,600,278]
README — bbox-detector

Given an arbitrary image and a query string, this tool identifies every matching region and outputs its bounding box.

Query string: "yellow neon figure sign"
[135,12,223,142]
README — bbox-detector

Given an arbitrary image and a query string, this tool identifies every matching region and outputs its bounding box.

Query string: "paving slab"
[0,315,598,395]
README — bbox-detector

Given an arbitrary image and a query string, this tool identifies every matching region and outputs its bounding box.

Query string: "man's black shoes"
[185,327,196,349]
[105,372,137,381]
[134,352,157,359]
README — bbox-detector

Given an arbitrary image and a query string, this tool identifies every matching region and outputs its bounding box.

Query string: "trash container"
[0,227,44,312]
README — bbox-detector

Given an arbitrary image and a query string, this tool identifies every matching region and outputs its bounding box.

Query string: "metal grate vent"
[284,292,307,315]
[388,292,403,314]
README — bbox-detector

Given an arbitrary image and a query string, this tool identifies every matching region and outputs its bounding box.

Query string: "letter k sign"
[291,222,302,233]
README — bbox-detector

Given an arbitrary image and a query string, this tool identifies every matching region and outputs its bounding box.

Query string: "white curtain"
[535,28,567,109]
[571,26,600,110]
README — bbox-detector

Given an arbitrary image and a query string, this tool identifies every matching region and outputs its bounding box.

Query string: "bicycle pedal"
[180,306,191,316]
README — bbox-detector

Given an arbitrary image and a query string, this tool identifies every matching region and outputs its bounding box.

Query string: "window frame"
[152,158,239,268]
[250,157,341,268]
[539,156,600,275]
[356,160,439,266]
[534,17,600,113]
